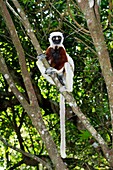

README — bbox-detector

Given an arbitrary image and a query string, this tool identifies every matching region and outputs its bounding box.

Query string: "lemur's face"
[52,36,62,44]
[49,32,64,46]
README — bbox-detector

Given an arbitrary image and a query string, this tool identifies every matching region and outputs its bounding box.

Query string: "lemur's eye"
[52,36,62,41]
[52,37,56,41]
[58,36,61,40]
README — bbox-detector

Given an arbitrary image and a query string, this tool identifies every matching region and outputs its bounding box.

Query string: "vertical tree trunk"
[76,0,113,167]
[0,0,68,169]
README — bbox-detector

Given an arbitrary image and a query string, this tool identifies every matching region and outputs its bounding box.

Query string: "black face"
[52,36,62,44]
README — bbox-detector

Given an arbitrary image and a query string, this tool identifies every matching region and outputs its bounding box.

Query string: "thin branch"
[0,136,52,170]
[6,0,22,21]
[74,37,97,56]
[10,0,42,55]
[0,53,29,107]
[50,2,95,49]
[19,111,26,130]
[1,0,38,106]
[64,21,94,47]
[67,0,90,34]
[9,160,24,170]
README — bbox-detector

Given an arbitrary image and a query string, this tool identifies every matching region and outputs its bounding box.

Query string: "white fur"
[36,60,55,85]
[60,93,66,158]
[49,32,64,48]
[65,62,74,92]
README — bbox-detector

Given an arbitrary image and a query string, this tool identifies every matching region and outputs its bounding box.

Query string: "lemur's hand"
[45,67,57,75]
[37,54,46,60]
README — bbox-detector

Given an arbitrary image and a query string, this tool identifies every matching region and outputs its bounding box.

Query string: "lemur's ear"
[48,33,50,39]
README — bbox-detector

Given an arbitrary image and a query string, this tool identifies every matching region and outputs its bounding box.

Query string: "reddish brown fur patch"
[46,47,68,70]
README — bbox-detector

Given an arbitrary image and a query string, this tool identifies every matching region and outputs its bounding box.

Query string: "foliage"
[0,0,113,169]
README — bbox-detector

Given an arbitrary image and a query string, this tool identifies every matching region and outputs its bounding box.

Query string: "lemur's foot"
[37,54,46,60]
[45,67,57,75]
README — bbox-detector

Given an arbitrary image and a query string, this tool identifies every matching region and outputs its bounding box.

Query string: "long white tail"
[60,93,66,158]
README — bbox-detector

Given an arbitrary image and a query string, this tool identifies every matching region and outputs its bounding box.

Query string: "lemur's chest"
[46,46,68,70]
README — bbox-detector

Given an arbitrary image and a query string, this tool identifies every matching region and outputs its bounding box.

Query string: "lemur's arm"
[36,56,55,85]
[64,54,74,92]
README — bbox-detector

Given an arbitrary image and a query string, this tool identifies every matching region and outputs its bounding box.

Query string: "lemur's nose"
[56,37,59,40]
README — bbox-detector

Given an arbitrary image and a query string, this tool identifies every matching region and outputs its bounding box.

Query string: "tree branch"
[11,0,42,55]
[67,0,90,35]
[38,55,109,158]
[76,0,113,166]
[0,1,68,169]
[0,53,29,107]
[0,0,38,106]
[0,136,52,170]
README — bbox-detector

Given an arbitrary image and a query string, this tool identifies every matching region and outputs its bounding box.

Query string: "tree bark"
[76,0,113,167]
[0,1,67,169]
